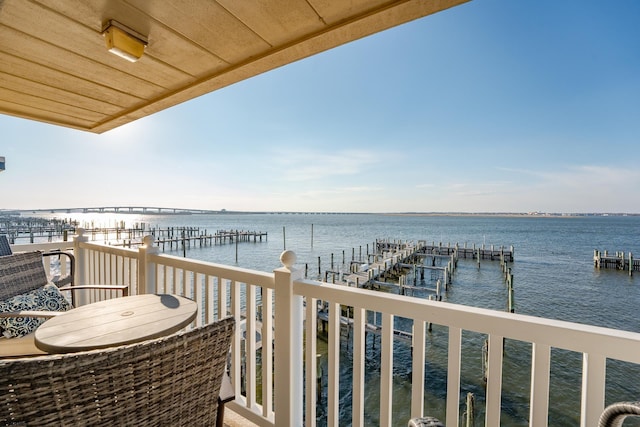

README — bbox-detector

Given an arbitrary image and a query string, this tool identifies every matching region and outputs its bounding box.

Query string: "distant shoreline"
[383,212,582,218]
[384,212,639,218]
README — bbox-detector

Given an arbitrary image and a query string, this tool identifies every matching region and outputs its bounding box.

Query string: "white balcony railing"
[12,231,640,426]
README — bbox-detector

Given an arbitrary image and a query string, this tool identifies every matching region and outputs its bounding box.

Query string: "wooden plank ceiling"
[0,0,469,133]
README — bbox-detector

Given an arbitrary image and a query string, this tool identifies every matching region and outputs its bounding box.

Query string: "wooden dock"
[1,216,145,244]
[151,228,267,251]
[317,240,457,304]
[419,242,514,262]
[322,238,516,291]
[594,250,637,275]
[340,240,424,288]
[321,237,516,315]
[0,215,269,250]
[314,237,518,347]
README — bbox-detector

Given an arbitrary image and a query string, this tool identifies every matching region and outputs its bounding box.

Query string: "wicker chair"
[599,401,640,427]
[0,251,128,357]
[0,316,235,426]
[0,235,75,288]
[0,235,11,256]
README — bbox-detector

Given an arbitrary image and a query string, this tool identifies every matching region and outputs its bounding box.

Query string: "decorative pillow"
[0,283,73,338]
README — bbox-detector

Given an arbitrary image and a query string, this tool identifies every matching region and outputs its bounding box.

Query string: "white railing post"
[580,352,606,427]
[72,228,90,306]
[274,250,304,427]
[137,235,159,295]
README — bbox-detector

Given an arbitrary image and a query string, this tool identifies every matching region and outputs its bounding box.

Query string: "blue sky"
[2,0,639,213]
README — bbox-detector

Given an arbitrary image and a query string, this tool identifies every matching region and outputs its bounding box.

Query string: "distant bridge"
[20,208,363,215]
[28,207,221,215]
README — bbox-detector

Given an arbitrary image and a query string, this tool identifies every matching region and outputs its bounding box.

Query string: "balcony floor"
[223,408,259,427]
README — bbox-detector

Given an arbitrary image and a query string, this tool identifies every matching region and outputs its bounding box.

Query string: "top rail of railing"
[148,252,275,289]
[296,278,640,363]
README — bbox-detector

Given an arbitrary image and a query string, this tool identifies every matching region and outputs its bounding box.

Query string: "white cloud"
[270,149,382,181]
[478,165,640,212]
[415,183,436,189]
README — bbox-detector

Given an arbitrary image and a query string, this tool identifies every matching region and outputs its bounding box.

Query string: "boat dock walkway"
[419,242,514,262]
[338,240,426,288]
[150,228,267,251]
[318,237,517,326]
[594,250,637,275]
[324,239,514,292]
[0,216,144,244]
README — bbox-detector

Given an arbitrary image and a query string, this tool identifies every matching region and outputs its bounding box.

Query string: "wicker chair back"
[0,316,235,427]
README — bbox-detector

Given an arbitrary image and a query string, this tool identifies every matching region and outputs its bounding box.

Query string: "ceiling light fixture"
[102,20,147,62]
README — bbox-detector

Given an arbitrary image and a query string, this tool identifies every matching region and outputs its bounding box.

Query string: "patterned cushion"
[0,284,73,338]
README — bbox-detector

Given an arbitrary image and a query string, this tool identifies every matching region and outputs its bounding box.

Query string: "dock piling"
[465,392,475,427]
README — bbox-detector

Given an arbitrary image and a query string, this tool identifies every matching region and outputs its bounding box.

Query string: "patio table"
[34,294,197,353]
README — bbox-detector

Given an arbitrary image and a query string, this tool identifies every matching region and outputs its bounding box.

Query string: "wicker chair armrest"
[0,310,62,318]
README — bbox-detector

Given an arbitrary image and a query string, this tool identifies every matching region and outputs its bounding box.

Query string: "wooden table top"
[34,294,197,353]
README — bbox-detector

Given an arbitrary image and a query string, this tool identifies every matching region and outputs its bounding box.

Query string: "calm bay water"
[25,213,640,425]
